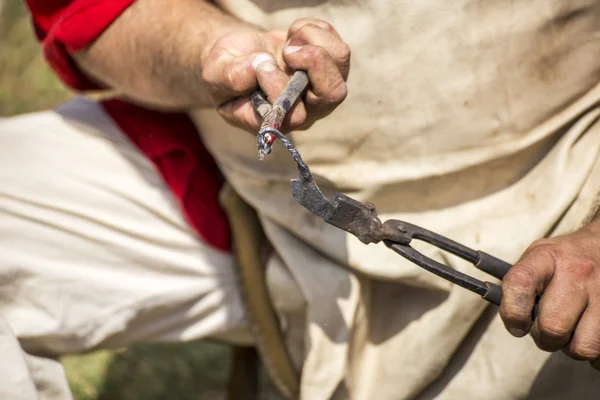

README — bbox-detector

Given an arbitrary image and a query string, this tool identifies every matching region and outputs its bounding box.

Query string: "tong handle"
[387,220,539,319]
[476,251,512,280]
[393,220,513,280]
[484,281,539,320]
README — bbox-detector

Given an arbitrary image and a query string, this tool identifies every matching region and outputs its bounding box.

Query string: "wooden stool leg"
[227,346,259,400]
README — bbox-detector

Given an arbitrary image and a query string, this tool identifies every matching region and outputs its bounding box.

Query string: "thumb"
[202,49,258,104]
[216,53,279,132]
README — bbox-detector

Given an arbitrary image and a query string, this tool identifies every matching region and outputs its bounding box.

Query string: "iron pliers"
[251,73,538,317]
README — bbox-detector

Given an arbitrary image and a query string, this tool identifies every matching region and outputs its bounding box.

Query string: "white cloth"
[4,1,600,398]
[190,0,600,398]
[0,98,250,399]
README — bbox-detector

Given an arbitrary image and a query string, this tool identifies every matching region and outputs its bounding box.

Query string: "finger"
[500,244,556,337]
[288,18,342,39]
[283,44,348,109]
[530,262,588,351]
[202,50,257,104]
[253,53,307,128]
[286,23,351,79]
[217,97,261,133]
[565,303,600,361]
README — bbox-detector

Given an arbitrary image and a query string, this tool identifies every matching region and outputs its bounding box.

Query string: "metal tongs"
[251,72,538,317]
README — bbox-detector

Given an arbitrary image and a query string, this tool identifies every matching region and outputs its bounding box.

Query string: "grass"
[0,2,282,399]
[0,1,72,116]
[61,343,234,400]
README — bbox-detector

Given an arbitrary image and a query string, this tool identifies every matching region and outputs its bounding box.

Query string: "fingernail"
[284,45,302,55]
[508,328,528,338]
[251,53,274,70]
[257,61,276,72]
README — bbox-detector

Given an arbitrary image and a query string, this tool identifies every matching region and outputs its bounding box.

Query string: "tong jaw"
[256,123,529,315]
[322,194,385,244]
[256,124,408,245]
[290,169,408,245]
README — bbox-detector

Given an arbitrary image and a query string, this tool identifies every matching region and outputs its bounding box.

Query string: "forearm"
[72,0,256,109]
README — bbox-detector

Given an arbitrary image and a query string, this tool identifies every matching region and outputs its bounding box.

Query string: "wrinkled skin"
[501,217,600,370]
[200,18,351,133]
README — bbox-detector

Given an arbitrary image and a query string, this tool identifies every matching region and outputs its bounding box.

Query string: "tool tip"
[256,131,274,161]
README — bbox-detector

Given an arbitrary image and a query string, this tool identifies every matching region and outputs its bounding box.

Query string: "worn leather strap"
[221,184,300,399]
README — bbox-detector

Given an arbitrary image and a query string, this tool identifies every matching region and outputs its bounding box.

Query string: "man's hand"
[72,0,349,133]
[203,18,350,133]
[500,220,600,370]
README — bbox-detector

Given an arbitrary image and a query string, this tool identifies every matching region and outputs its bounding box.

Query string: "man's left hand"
[500,219,600,370]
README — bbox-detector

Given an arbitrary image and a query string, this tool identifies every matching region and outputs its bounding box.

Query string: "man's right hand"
[201,18,351,134]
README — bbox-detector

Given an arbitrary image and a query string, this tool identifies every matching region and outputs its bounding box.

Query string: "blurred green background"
[0,1,71,116]
[0,2,279,399]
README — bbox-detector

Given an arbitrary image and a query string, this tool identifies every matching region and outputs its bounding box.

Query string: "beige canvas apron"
[191,1,600,398]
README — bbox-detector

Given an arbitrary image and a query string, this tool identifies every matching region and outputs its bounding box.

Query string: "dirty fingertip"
[508,327,528,338]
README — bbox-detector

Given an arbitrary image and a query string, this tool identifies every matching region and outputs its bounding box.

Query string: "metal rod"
[384,241,489,297]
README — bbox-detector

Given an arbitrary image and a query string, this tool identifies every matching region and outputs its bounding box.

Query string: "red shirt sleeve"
[25,0,136,90]
[23,0,232,252]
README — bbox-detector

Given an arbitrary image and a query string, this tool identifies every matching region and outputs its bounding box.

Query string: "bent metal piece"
[250,99,538,318]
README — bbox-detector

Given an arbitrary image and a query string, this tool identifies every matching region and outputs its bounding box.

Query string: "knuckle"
[326,79,348,103]
[538,317,572,342]
[569,259,596,279]
[201,66,216,86]
[299,23,321,34]
[201,50,226,84]
[289,18,311,32]
[226,66,252,93]
[524,239,560,259]
[529,239,559,255]
[291,25,311,43]
[291,18,334,34]
[504,264,537,290]
[314,20,335,32]
[571,341,600,360]
[306,44,327,60]
[338,43,351,62]
[297,45,328,66]
[500,303,528,322]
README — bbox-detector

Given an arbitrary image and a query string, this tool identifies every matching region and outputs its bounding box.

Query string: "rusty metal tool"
[249,119,539,319]
[252,70,309,160]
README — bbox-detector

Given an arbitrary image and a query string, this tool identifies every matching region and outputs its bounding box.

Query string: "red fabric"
[24,0,232,251]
